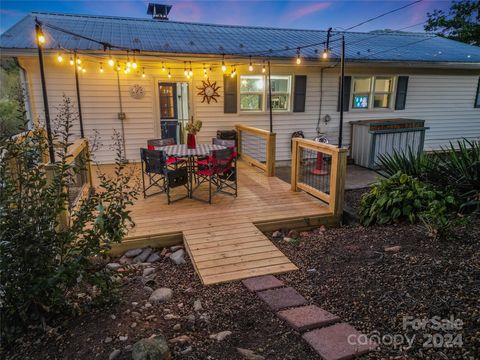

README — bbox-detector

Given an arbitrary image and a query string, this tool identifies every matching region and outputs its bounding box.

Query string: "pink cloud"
[286,2,331,22]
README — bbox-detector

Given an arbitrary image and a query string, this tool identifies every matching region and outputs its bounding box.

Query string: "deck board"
[94,160,333,285]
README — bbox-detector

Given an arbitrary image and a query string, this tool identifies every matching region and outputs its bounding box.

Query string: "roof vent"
[147,3,172,20]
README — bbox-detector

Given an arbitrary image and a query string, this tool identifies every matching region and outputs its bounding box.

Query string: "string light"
[296,48,301,64]
[69,55,74,66]
[184,61,188,76]
[116,61,121,72]
[142,68,146,78]
[82,68,86,73]
[99,63,104,73]
[188,61,193,76]
[167,69,171,78]
[77,65,82,71]
[322,48,329,59]
[262,60,266,73]
[230,66,236,78]
[126,51,131,68]
[221,54,226,72]
[57,53,63,63]
[132,51,138,69]
[76,57,81,65]
[248,56,253,71]
[37,28,45,45]
[162,62,166,71]
[203,63,207,78]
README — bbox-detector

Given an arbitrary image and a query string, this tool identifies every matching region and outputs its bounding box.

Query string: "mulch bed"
[6,219,479,359]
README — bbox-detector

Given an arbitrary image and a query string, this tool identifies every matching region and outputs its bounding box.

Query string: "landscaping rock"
[237,348,265,360]
[170,245,184,252]
[272,230,283,239]
[160,248,168,256]
[147,252,161,263]
[384,245,401,253]
[118,255,132,265]
[164,314,179,320]
[169,335,191,344]
[143,267,155,277]
[149,288,173,303]
[108,349,121,360]
[180,346,192,355]
[193,299,203,312]
[170,249,186,265]
[104,336,113,344]
[287,229,299,239]
[132,335,170,360]
[173,323,181,331]
[209,331,232,341]
[133,248,153,263]
[106,263,121,271]
[144,286,153,294]
[119,335,128,341]
[125,248,143,258]
[283,237,295,243]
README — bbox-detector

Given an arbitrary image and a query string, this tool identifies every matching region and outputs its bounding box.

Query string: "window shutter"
[293,75,307,112]
[337,76,351,112]
[475,77,480,108]
[395,76,409,110]
[224,75,237,113]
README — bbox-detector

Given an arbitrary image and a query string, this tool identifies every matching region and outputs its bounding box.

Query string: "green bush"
[0,97,138,343]
[359,172,451,226]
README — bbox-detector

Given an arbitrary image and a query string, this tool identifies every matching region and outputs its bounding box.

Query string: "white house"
[1,9,479,164]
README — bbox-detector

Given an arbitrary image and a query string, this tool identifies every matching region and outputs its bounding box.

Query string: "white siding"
[19,56,480,163]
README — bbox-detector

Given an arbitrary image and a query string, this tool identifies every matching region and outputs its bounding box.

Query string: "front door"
[159,82,178,142]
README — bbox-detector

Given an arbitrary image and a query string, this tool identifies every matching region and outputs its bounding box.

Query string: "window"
[270,76,291,111]
[240,75,264,111]
[352,76,394,110]
[239,75,292,112]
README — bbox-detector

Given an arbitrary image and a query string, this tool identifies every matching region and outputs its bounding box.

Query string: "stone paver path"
[242,275,376,360]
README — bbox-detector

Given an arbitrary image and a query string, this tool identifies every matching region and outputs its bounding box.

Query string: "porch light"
[248,56,253,71]
[108,56,115,67]
[168,69,171,78]
[69,56,74,65]
[99,63,104,73]
[296,48,301,64]
[57,53,63,63]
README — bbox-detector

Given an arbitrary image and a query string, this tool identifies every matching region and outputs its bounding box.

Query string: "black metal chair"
[193,148,237,204]
[212,138,236,148]
[140,148,189,204]
[147,138,185,168]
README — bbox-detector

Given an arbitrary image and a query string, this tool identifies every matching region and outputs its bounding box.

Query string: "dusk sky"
[1,0,451,34]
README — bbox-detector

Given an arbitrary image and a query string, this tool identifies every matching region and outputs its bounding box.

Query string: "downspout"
[116,70,128,162]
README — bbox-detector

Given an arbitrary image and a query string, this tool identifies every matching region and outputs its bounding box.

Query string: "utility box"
[351,118,428,169]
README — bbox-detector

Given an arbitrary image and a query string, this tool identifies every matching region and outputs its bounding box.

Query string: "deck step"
[183,222,297,285]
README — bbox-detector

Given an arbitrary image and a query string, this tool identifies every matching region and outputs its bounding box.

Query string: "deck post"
[329,148,347,220]
[290,138,299,191]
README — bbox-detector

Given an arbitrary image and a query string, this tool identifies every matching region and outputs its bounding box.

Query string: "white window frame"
[239,75,265,112]
[239,74,293,113]
[351,75,396,110]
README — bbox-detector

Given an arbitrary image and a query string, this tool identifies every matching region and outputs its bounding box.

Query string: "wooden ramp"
[183,222,297,285]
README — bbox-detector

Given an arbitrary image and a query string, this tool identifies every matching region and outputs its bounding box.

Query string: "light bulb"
[37,34,45,45]
[322,49,328,59]
[57,54,63,63]
[296,49,301,64]
[82,68,86,73]
[116,62,121,71]
[108,57,114,67]
[262,65,266,73]
[189,69,193,76]
[167,69,171,78]
[126,61,131,68]
[126,67,131,73]
[132,62,137,69]
[248,56,253,71]
[142,68,146,78]
[76,58,81,65]
[204,73,207,78]
[162,63,166,71]
[99,63,104,73]
[221,62,226,72]
[69,56,74,66]
[77,65,82,71]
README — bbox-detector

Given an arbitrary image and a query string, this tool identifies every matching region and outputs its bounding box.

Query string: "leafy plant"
[359,172,445,226]
[0,97,138,343]
[420,199,469,240]
[185,117,202,134]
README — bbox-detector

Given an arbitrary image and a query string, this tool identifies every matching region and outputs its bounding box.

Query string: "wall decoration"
[129,84,145,99]
[197,79,220,104]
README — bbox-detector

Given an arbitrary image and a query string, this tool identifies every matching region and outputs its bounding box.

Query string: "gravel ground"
[6,220,479,359]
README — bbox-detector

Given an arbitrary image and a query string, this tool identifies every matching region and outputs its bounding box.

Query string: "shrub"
[359,172,448,226]
[0,97,138,343]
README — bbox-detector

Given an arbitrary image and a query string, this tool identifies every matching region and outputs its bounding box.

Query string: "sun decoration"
[197,79,220,104]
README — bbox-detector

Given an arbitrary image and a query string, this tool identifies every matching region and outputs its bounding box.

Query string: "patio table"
[155,143,226,200]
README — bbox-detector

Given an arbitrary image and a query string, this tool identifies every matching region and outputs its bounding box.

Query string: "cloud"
[286,2,331,22]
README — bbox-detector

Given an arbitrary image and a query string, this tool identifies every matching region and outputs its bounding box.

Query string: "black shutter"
[293,75,307,112]
[475,77,480,108]
[337,76,351,112]
[395,76,409,110]
[224,75,237,113]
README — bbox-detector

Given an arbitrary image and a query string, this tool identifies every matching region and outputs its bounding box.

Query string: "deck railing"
[235,124,276,177]
[291,138,347,219]
[45,138,93,228]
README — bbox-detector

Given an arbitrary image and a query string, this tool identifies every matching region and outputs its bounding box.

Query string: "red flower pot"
[187,133,196,149]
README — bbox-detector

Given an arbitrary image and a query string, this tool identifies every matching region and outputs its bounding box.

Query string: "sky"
[0,0,452,35]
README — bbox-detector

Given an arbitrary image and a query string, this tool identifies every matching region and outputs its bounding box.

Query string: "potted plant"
[185,116,202,149]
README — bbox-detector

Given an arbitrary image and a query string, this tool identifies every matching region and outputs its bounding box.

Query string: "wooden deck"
[95,161,334,285]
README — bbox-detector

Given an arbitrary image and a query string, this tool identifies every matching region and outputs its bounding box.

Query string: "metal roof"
[1,12,480,63]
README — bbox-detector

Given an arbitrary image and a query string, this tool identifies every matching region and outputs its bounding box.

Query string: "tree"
[424,0,480,46]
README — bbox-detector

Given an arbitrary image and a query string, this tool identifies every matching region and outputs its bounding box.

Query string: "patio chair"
[195,138,237,183]
[193,148,237,204]
[147,138,185,167]
[140,148,189,204]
